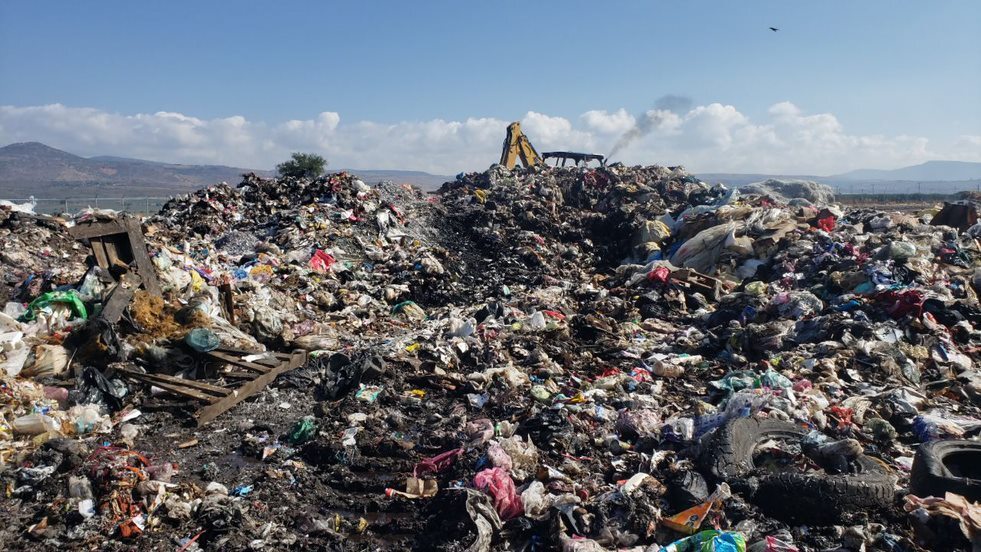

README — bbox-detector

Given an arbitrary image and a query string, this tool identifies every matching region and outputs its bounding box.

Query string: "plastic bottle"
[653,361,685,378]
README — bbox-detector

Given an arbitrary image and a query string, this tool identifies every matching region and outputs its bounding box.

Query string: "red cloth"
[413,448,463,477]
[309,249,336,273]
[816,216,836,232]
[875,289,924,318]
[647,266,671,283]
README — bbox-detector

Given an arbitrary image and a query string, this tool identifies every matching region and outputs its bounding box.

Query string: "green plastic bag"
[659,530,746,552]
[288,416,317,444]
[20,290,88,322]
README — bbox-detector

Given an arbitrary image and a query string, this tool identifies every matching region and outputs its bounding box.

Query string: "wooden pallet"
[670,268,735,302]
[68,216,162,297]
[117,347,307,426]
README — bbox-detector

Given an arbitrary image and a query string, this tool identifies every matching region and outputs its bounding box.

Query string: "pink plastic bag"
[473,467,523,520]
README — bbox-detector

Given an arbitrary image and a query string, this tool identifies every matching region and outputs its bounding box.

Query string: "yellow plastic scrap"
[474,189,489,203]
[406,343,421,353]
[250,264,274,281]
[567,392,587,404]
[408,389,426,399]
[189,269,206,292]
[356,518,369,533]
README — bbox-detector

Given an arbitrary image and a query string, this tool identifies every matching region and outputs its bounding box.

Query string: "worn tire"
[700,417,807,481]
[699,417,896,522]
[910,440,981,502]
[752,454,896,523]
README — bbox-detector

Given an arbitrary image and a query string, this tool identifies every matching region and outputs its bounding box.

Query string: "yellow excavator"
[499,122,542,169]
[499,121,605,169]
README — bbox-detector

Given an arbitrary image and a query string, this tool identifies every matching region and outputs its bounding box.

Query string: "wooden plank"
[207,351,272,373]
[89,237,110,269]
[116,367,232,396]
[98,284,134,323]
[219,283,235,324]
[195,351,306,426]
[221,370,259,379]
[123,218,162,296]
[215,345,266,355]
[253,356,283,368]
[67,221,126,240]
[102,238,122,267]
[147,380,221,403]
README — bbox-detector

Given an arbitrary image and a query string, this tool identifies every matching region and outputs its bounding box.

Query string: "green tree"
[276,152,327,179]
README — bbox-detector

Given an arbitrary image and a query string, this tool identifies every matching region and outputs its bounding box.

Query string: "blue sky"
[1,1,979,174]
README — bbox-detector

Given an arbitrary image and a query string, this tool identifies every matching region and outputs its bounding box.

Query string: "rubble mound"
[1,164,980,551]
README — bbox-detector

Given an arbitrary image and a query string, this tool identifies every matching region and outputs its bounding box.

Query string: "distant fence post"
[145,198,150,213]
[64,199,68,214]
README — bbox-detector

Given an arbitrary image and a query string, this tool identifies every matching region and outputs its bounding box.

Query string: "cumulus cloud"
[580,109,634,135]
[0,102,977,175]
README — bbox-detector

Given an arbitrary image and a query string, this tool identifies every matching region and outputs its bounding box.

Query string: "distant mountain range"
[2,142,980,201]
[833,160,981,181]
[697,160,981,195]
[0,142,452,199]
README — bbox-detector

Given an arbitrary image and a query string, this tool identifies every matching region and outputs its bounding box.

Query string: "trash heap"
[0,164,980,551]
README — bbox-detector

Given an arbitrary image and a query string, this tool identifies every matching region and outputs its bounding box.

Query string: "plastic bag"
[69,403,111,434]
[75,366,128,411]
[497,435,539,480]
[392,301,426,320]
[487,442,513,471]
[473,467,523,520]
[288,416,317,444]
[19,290,88,322]
[12,413,61,435]
[663,483,731,534]
[670,223,738,274]
[76,269,107,302]
[21,344,70,378]
[1,329,29,377]
[185,327,220,352]
[520,481,552,520]
[659,530,746,552]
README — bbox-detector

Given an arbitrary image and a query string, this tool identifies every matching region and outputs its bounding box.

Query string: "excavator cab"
[499,122,542,170]
[542,151,606,168]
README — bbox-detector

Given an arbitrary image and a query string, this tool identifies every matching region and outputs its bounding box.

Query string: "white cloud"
[580,109,635,135]
[0,102,978,175]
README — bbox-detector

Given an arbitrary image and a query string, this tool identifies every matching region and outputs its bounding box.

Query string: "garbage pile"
[1,163,980,551]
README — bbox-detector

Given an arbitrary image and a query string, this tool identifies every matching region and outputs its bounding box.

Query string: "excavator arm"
[500,122,542,169]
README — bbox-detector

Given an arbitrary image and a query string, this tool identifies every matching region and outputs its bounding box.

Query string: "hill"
[833,160,981,181]
[0,142,452,200]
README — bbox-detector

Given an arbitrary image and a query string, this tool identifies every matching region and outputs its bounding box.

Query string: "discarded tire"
[910,440,981,502]
[700,417,896,522]
[700,417,807,481]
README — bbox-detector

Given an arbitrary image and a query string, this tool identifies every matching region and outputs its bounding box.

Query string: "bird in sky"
[769,27,779,32]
